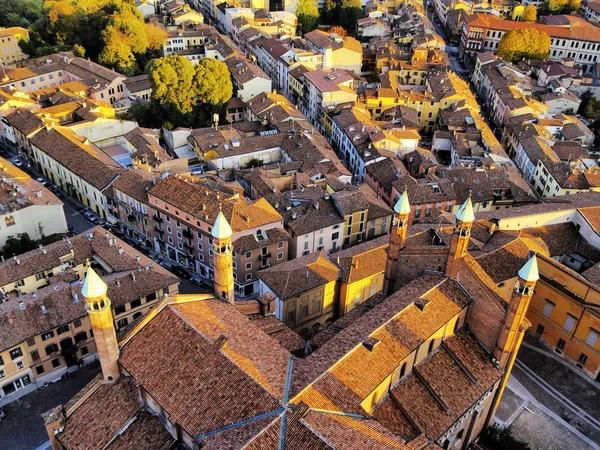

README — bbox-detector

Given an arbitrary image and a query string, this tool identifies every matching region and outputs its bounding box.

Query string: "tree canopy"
[142,56,232,129]
[497,28,550,62]
[17,0,165,73]
[194,58,233,106]
[296,0,319,35]
[521,5,537,22]
[317,0,362,33]
[540,0,579,13]
[148,56,198,114]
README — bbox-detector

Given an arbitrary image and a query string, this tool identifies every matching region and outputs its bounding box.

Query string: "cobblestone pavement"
[0,363,100,450]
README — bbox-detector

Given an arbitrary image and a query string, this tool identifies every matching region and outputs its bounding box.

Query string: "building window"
[277,252,283,260]
[115,305,126,315]
[117,318,129,329]
[75,332,87,343]
[45,344,59,356]
[0,370,4,379]
[428,340,434,354]
[36,365,45,375]
[542,301,554,317]
[52,358,60,368]
[31,350,40,361]
[245,262,252,270]
[245,273,252,281]
[80,346,89,356]
[27,337,36,347]
[586,330,598,347]
[564,315,576,332]
[56,325,69,335]
[41,331,55,341]
[557,338,566,350]
[245,251,252,258]
[74,319,82,328]
[9,348,22,360]
[578,353,588,365]
[277,241,284,249]
[536,324,545,336]
[16,361,24,370]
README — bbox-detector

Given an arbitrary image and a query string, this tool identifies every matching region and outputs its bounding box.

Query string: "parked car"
[97,219,106,226]
[36,177,47,186]
[11,158,22,167]
[171,265,191,280]
[159,260,174,270]
[190,276,205,287]
[82,211,97,222]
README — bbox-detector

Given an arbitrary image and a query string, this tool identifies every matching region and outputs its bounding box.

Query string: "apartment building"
[330,107,420,181]
[28,126,122,220]
[0,27,30,64]
[300,68,357,133]
[0,157,67,247]
[148,175,289,297]
[0,53,127,105]
[461,14,600,73]
[257,251,340,334]
[0,227,179,405]
[226,56,272,102]
[304,30,363,74]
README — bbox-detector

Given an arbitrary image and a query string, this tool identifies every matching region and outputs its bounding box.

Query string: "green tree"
[542,0,579,12]
[521,5,537,22]
[194,58,233,106]
[0,0,41,28]
[2,233,36,258]
[296,0,319,34]
[73,43,86,57]
[320,0,336,25]
[148,55,198,114]
[99,5,148,72]
[336,0,363,33]
[497,28,550,62]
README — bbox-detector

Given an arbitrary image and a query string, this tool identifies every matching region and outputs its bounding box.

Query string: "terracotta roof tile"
[58,378,140,450]
[119,305,283,436]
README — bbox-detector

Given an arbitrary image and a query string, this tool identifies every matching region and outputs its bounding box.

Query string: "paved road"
[0,363,101,450]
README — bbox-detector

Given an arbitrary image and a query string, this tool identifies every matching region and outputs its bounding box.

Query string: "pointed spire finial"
[394,190,411,216]
[518,254,539,282]
[81,266,107,300]
[212,211,233,239]
[455,196,475,224]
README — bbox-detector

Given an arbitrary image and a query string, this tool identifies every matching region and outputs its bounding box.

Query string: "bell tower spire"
[494,254,539,369]
[82,266,120,382]
[212,211,235,304]
[446,196,474,278]
[384,190,410,294]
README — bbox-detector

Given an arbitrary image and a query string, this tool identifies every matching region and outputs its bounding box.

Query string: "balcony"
[185,241,194,249]
[183,229,193,239]
[153,214,163,223]
[154,225,164,233]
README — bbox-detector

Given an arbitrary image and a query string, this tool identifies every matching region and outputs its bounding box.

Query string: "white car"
[83,211,97,222]
[36,177,47,186]
[11,158,23,167]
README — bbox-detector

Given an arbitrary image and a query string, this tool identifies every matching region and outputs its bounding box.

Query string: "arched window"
[399,363,406,379]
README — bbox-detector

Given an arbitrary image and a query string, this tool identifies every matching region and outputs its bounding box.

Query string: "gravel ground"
[510,404,595,450]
